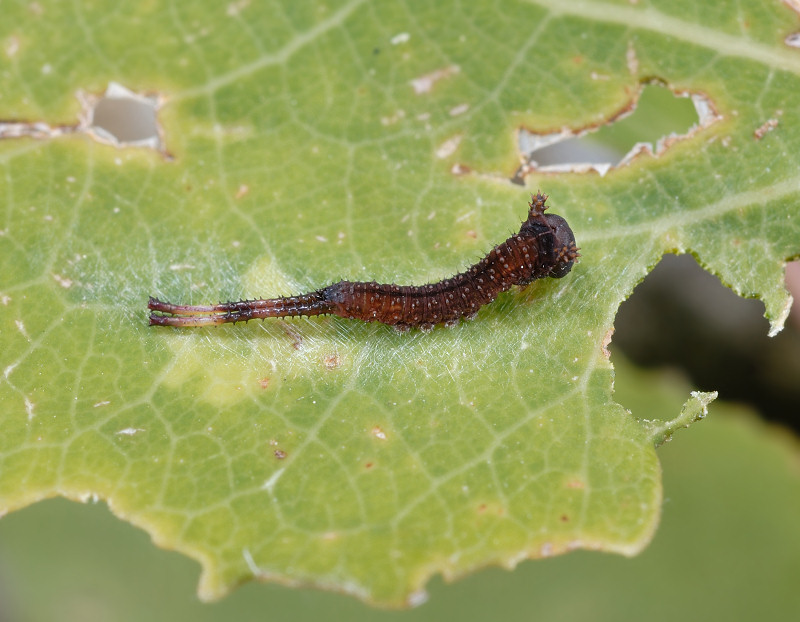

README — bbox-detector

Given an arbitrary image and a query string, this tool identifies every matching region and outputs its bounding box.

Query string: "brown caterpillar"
[149,193,578,331]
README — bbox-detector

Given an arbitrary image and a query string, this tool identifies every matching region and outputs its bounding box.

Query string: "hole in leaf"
[612,254,800,431]
[515,84,717,179]
[85,82,164,151]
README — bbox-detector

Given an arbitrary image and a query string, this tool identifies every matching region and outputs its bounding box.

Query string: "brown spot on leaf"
[435,134,462,159]
[371,426,387,440]
[754,118,779,140]
[258,377,270,389]
[52,273,73,288]
[281,323,303,349]
[410,65,460,94]
[601,328,614,359]
[474,502,505,517]
[274,449,287,459]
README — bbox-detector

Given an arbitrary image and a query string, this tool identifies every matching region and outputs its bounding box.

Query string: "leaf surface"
[1,0,798,605]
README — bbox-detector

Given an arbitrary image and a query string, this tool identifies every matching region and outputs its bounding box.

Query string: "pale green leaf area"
[1,359,798,621]
[0,0,798,606]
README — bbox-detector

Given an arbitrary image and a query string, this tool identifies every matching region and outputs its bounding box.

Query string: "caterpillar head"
[544,213,578,278]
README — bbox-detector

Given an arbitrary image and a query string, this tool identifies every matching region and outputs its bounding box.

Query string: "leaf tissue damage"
[86,83,165,152]
[0,82,166,154]
[1,0,799,609]
[512,83,720,180]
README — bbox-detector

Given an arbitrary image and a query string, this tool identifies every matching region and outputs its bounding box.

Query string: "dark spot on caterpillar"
[148,193,579,331]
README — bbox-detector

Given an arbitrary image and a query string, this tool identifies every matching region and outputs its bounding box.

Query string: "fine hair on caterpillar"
[149,192,579,332]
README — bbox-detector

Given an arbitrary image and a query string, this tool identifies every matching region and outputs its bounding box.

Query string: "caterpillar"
[148,193,578,332]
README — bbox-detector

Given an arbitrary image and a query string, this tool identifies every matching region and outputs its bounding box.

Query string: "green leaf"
[1,359,799,620]
[1,0,798,606]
